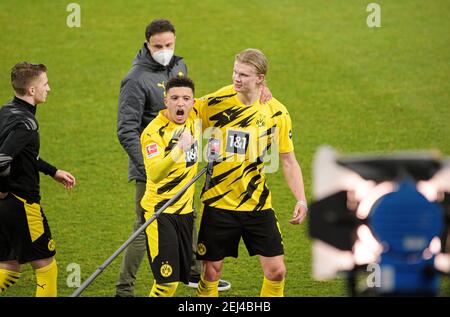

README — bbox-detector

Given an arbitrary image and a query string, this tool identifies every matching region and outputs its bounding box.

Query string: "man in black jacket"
[0,62,76,296]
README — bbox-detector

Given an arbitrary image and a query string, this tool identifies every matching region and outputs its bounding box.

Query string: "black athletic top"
[0,97,57,203]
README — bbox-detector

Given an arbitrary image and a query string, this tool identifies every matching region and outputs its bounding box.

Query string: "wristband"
[296,200,308,211]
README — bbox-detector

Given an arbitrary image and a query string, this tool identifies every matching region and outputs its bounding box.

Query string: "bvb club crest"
[197,243,206,256]
[160,262,173,277]
[48,239,56,251]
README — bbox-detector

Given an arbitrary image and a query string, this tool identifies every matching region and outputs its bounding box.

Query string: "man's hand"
[260,85,273,104]
[177,131,195,151]
[0,192,8,199]
[289,201,307,225]
[53,170,76,189]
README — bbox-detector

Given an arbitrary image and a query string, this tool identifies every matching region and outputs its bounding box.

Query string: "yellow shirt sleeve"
[141,132,184,184]
[278,110,294,154]
[193,97,209,131]
[194,85,235,131]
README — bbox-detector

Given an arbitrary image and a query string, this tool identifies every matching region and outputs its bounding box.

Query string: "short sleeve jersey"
[194,85,294,211]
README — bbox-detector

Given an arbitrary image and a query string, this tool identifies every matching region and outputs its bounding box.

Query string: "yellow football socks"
[0,268,21,293]
[149,281,179,297]
[35,259,58,297]
[260,277,284,297]
[197,276,219,297]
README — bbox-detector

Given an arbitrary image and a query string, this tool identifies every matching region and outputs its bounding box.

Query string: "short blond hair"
[235,48,268,76]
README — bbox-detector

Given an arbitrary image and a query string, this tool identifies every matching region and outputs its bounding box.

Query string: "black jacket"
[117,43,188,182]
[0,97,57,203]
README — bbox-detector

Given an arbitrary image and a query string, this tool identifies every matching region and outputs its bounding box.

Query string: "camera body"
[309,146,450,296]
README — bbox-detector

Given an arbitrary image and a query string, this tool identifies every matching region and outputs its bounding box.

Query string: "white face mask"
[151,49,174,66]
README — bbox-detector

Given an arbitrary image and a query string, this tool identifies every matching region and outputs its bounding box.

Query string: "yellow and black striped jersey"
[140,110,201,215]
[195,85,294,211]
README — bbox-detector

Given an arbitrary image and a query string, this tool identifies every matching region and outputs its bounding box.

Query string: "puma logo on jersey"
[157,81,166,97]
[223,112,232,121]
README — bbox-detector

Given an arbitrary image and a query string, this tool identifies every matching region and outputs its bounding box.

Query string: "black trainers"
[188,276,231,292]
[217,279,231,291]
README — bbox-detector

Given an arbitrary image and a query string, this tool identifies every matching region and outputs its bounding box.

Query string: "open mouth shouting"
[175,109,185,122]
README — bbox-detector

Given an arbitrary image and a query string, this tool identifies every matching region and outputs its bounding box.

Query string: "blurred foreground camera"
[309,146,450,296]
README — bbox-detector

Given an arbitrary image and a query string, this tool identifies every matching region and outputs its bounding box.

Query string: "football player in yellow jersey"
[140,76,200,297]
[195,49,308,297]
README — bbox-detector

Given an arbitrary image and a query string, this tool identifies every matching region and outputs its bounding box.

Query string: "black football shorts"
[196,204,284,261]
[0,193,56,264]
[144,212,193,284]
